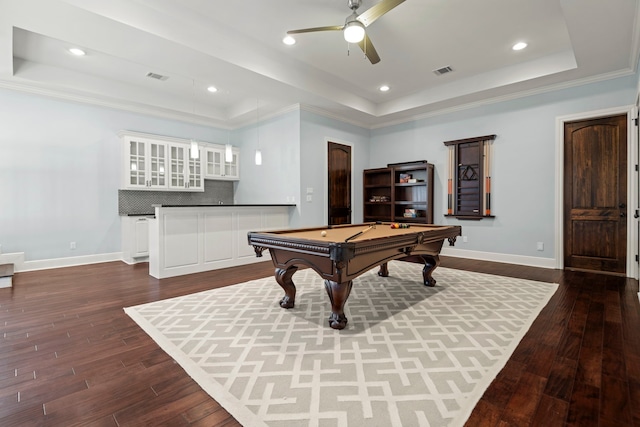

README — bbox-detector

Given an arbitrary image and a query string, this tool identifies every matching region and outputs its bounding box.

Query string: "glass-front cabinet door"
[127,138,168,189]
[169,144,186,189]
[205,147,239,180]
[188,147,203,190]
[169,143,203,190]
[128,139,147,188]
[224,150,239,179]
[206,148,223,178]
[148,142,167,187]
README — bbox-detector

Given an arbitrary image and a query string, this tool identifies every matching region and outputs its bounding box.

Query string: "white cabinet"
[121,132,237,189]
[168,143,203,191]
[205,147,239,180]
[121,216,151,264]
[149,205,290,279]
[123,135,168,190]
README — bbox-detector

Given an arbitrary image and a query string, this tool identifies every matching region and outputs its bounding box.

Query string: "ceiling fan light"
[344,20,365,43]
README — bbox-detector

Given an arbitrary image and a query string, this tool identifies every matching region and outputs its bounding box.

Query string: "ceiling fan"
[286,0,406,64]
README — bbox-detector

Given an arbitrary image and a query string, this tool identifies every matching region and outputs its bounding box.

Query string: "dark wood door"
[564,114,627,274]
[328,142,352,225]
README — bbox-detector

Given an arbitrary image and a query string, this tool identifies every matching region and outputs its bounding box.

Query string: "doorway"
[563,114,628,274]
[327,141,352,225]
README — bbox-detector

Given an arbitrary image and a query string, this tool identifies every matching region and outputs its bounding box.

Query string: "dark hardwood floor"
[0,258,637,426]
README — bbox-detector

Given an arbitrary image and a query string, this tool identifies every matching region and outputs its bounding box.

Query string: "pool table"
[247,222,461,330]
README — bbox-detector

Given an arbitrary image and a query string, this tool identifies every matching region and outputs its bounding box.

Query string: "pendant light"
[189,79,199,159]
[190,139,199,159]
[225,143,233,163]
[255,98,262,166]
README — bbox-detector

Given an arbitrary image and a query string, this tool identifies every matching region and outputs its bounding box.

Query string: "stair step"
[0,264,13,277]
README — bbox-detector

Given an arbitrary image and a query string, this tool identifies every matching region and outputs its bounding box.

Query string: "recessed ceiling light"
[207,86,218,93]
[283,35,296,45]
[512,42,527,51]
[69,48,86,56]
[379,85,390,92]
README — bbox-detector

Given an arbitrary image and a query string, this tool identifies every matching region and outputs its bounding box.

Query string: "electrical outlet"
[462,236,468,243]
[70,242,76,250]
[306,195,312,202]
[537,242,544,251]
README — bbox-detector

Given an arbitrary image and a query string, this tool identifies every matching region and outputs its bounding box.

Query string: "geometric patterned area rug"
[125,261,558,427]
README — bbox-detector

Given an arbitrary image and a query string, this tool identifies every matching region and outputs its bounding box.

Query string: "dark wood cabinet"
[363,161,434,223]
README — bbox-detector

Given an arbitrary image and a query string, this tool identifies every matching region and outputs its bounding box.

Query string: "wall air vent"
[433,66,453,76]
[146,72,169,81]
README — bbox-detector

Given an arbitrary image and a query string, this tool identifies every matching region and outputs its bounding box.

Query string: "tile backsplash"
[118,180,234,215]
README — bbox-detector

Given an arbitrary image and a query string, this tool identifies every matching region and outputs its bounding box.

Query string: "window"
[444,135,496,219]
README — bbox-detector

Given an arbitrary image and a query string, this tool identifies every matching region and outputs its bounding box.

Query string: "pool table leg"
[275,266,298,309]
[420,254,440,287]
[324,279,353,330]
[378,262,389,277]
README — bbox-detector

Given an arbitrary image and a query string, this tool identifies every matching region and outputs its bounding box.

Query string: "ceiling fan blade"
[357,0,406,27]
[358,34,380,64]
[287,25,343,35]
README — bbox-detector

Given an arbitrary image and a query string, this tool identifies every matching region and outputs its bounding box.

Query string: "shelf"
[364,162,434,224]
[394,182,425,187]
[445,214,495,221]
[398,217,426,223]
[364,216,391,221]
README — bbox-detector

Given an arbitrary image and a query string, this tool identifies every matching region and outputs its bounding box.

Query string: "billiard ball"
[321,230,327,237]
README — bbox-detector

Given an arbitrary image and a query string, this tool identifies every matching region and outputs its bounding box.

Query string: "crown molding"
[367,68,637,129]
[0,79,233,129]
[1,66,636,134]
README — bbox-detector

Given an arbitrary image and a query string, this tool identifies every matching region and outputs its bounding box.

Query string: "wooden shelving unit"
[363,161,434,224]
[363,168,392,223]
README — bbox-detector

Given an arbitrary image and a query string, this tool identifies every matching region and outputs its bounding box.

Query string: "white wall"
[370,75,638,261]
[0,88,229,261]
[2,72,638,267]
[299,110,371,227]
[233,110,301,225]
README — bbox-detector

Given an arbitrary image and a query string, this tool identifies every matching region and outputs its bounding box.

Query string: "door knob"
[620,212,626,217]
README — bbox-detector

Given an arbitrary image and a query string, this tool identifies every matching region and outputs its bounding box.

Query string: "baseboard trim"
[18,252,124,272]
[5,249,557,274]
[441,247,557,269]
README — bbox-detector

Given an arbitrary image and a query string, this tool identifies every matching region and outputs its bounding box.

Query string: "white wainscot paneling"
[236,211,263,259]
[164,213,199,268]
[204,211,234,263]
[149,205,292,279]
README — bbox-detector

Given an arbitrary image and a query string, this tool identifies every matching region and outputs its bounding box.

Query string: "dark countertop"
[123,204,295,216]
[155,204,296,207]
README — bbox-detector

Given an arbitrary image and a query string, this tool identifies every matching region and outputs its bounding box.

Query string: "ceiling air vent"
[433,66,453,76]
[146,72,169,81]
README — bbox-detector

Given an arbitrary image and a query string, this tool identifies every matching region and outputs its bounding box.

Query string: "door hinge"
[635,117,639,126]
[636,164,639,172]
[636,254,639,263]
